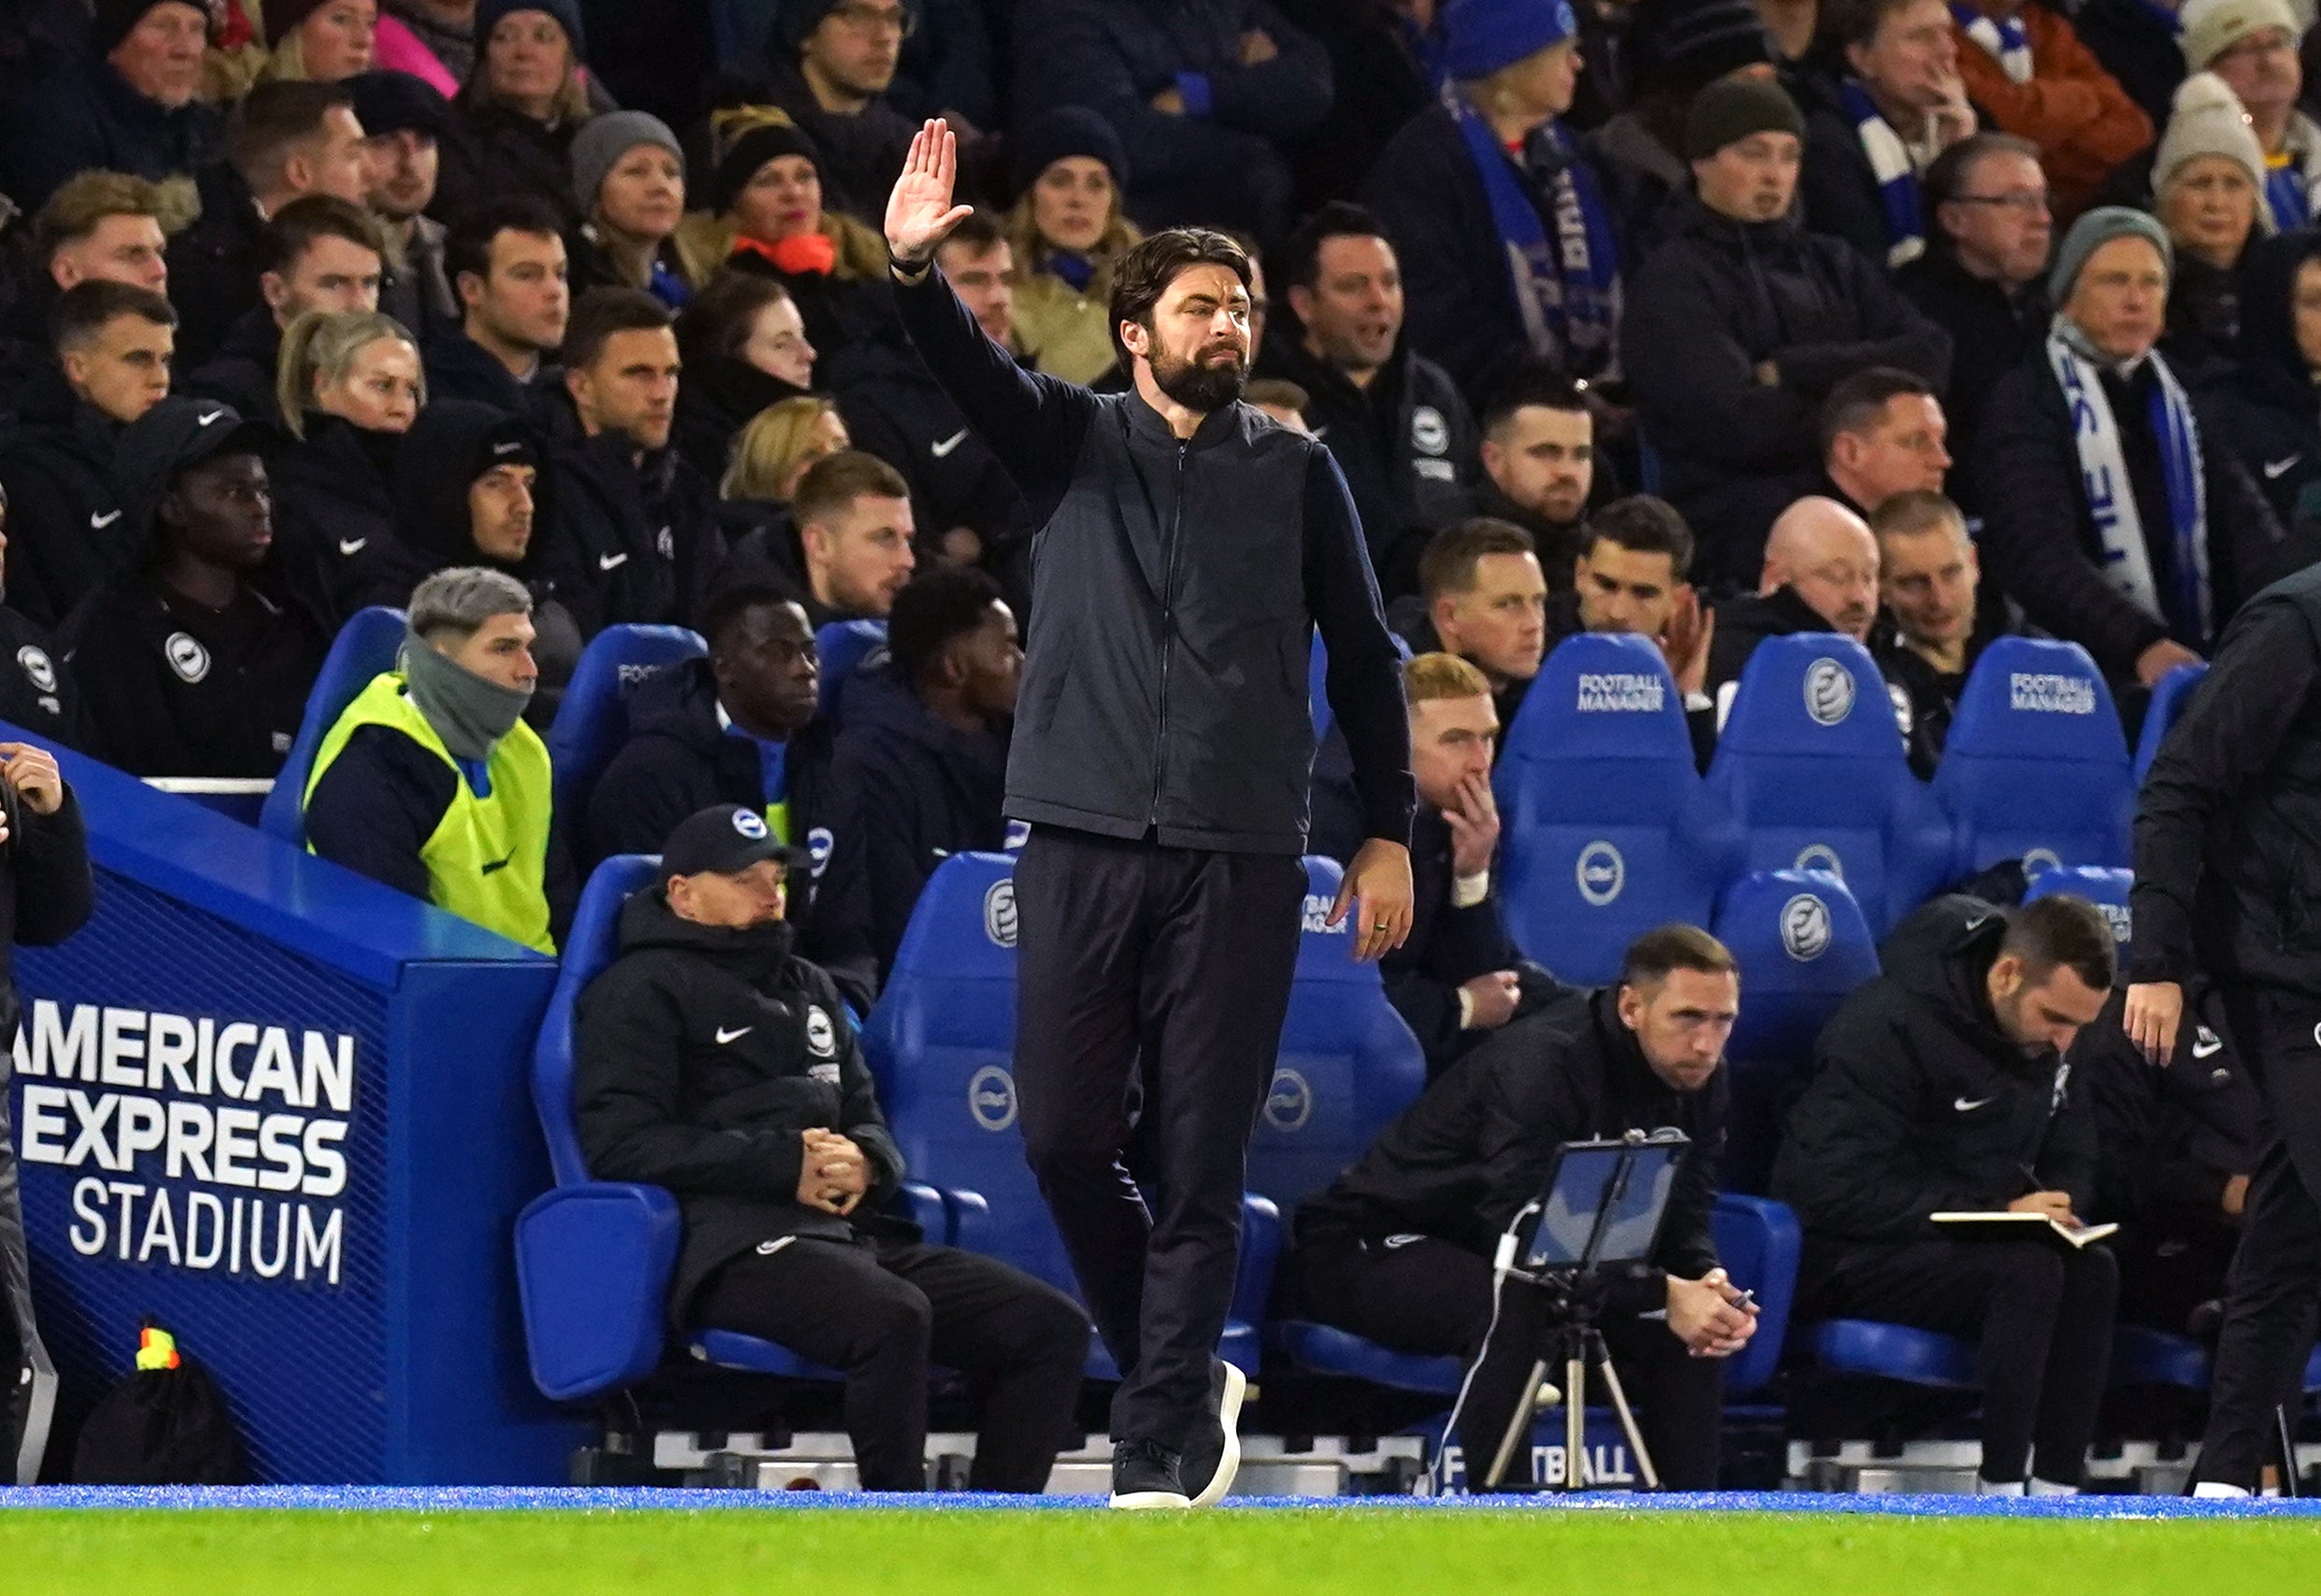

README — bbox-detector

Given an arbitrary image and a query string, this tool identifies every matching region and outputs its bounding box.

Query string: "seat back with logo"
[2024,863,2133,965]
[816,619,888,726]
[1246,857,1430,1213]
[1495,634,1744,984]
[861,852,1079,1292]
[547,625,709,834]
[1704,635,1950,937]
[1712,870,1881,1194]
[1934,638,2132,881]
[260,606,407,845]
[2132,660,2210,786]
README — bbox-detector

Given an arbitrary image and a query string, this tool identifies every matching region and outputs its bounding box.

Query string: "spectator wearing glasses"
[718,0,921,224]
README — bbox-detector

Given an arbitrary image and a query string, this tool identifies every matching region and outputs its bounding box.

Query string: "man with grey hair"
[302,567,573,952]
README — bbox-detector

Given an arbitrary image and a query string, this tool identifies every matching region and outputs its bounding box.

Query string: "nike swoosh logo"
[195,409,225,427]
[2192,1036,2224,1060]
[90,509,121,529]
[492,439,524,455]
[2266,456,2301,479]
[598,551,629,571]
[480,854,514,876]
[715,1025,752,1045]
[931,428,968,458]
[1954,1094,1998,1113]
[338,538,367,556]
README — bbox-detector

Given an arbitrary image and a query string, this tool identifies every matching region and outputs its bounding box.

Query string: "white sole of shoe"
[1189,1361,1246,1509]
[1108,1489,1191,1510]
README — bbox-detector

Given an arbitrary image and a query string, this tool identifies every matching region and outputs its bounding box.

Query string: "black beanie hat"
[1684,76,1804,161]
[1012,106,1131,193]
[93,0,207,59]
[777,0,847,51]
[711,118,828,216]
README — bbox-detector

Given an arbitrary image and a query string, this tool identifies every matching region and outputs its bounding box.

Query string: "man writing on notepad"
[1772,893,2120,1496]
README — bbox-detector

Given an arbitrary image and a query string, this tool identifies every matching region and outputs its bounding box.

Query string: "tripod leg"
[1567,1340,1587,1489]
[1483,1358,1553,1492]
[1590,1331,1660,1491]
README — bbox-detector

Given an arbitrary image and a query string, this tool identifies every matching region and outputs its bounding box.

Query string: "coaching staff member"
[1290,926,1758,1489]
[575,805,1092,1494]
[2126,562,2321,1497]
[883,122,1417,1510]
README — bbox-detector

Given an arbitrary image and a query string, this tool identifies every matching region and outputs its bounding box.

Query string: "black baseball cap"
[349,70,454,141]
[660,805,789,886]
[113,397,272,545]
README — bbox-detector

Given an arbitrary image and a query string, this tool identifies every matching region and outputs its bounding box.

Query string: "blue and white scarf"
[1952,2,2032,83]
[2047,325,2213,646]
[1841,78,1924,268]
[1446,82,1622,378]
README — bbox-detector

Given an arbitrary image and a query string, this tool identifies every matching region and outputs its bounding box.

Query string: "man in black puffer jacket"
[1624,78,1950,592]
[1773,892,2120,1495]
[574,805,1090,1494]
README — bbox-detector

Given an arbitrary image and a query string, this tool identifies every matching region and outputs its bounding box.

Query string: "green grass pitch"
[6,1507,2321,1595]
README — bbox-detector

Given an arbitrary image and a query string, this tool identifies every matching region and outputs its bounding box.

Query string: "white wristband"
[1452,869,1489,908]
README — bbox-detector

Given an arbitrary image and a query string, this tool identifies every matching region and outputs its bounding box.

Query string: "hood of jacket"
[392,397,546,569]
[1877,894,2039,1070]
[2236,228,2321,399]
[615,882,797,967]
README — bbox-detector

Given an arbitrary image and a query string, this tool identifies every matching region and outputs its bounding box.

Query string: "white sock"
[1976,1475,2026,1495]
[2028,1478,2078,1497]
[2192,1482,2252,1500]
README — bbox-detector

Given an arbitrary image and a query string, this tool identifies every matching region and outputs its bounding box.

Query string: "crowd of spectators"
[0,0,2309,1492]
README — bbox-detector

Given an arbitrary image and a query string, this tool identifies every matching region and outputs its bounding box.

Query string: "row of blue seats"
[513,845,2307,1446]
[1492,631,2205,986]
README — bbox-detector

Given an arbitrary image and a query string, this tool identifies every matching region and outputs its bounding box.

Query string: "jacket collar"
[1125,384,1248,452]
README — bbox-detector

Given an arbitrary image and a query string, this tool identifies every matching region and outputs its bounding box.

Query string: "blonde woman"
[257,0,379,81]
[1003,107,1141,385]
[269,310,423,627]
[434,0,597,227]
[709,396,852,597]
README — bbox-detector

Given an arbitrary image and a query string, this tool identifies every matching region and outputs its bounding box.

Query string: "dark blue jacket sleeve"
[1303,448,1415,846]
[302,725,452,904]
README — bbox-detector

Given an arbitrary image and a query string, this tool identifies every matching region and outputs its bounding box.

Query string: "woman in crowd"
[566,111,691,307]
[674,107,890,360]
[1003,107,1139,386]
[258,0,379,82]
[712,396,849,593]
[2201,227,2321,528]
[672,271,819,483]
[434,0,599,227]
[268,310,425,631]
[2153,73,2275,379]
[376,0,471,95]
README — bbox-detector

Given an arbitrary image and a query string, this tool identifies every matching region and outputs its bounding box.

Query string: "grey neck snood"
[400,632,532,762]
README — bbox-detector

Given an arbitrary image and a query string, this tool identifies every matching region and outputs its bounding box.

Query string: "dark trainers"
[1109,1438,1189,1509]
[1179,1359,1246,1508]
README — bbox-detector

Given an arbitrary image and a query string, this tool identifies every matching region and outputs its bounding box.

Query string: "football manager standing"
[2126,562,2321,1496]
[884,122,1417,1510]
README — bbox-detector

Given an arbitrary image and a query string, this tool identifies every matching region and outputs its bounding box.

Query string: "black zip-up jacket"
[671,355,808,487]
[0,606,92,752]
[183,308,285,433]
[420,331,562,425]
[433,97,581,233]
[1772,895,2100,1243]
[0,364,134,628]
[268,415,402,633]
[164,164,265,372]
[0,780,92,1050]
[1259,326,1477,601]
[541,421,726,637]
[1293,985,1725,1313]
[1624,194,1951,591]
[2199,231,2321,532]
[893,264,1414,853]
[1895,249,2048,512]
[811,662,1009,993]
[2078,979,2256,1231]
[1974,343,2300,677]
[2129,563,2321,997]
[573,892,909,1321]
[827,334,1036,569]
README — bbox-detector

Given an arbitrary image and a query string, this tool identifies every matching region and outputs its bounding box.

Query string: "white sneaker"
[1181,1359,1246,1509]
[2193,1482,2253,1500]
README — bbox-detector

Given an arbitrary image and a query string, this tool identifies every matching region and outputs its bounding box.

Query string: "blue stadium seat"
[517,855,952,1398]
[1246,855,1429,1215]
[1802,1318,1978,1388]
[861,851,1271,1377]
[1711,871,1880,1195]
[1495,634,1744,985]
[2110,1327,2321,1393]
[2024,864,2133,960]
[2133,661,2209,786]
[816,619,887,725]
[1710,1193,1801,1400]
[1934,638,2134,881]
[1704,634,1951,938]
[546,624,708,828]
[259,606,406,846]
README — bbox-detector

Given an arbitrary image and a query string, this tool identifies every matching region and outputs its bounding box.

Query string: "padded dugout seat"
[260,606,406,846]
[815,619,886,726]
[1934,638,2133,881]
[546,624,707,829]
[2132,661,2209,786]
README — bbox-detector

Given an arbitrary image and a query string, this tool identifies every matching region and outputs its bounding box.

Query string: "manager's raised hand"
[886,119,975,269]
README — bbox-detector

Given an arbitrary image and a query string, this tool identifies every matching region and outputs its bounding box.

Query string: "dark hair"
[1480,361,1590,439]
[2001,895,2118,991]
[1620,924,1738,989]
[699,577,806,656]
[936,207,1008,258]
[445,194,567,290]
[1282,200,1391,292]
[1586,494,1695,581]
[1922,132,2044,211]
[1418,517,1537,601]
[888,564,1006,690]
[675,269,793,364]
[563,285,672,372]
[255,194,387,278]
[229,78,357,192]
[792,449,911,528]
[1870,488,1968,543]
[1106,226,1251,367]
[1821,0,1927,50]
[1817,366,1936,459]
[51,279,178,349]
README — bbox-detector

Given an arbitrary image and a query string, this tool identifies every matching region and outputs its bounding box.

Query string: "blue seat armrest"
[898,1180,951,1244]
[513,1181,681,1403]
[1711,1192,1800,1399]
[1234,1191,1283,1330]
[946,1188,994,1254]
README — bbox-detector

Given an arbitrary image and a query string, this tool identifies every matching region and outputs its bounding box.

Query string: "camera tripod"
[1479,1267,1660,1493]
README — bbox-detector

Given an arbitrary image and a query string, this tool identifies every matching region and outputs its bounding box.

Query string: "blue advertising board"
[4,734,583,1483]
